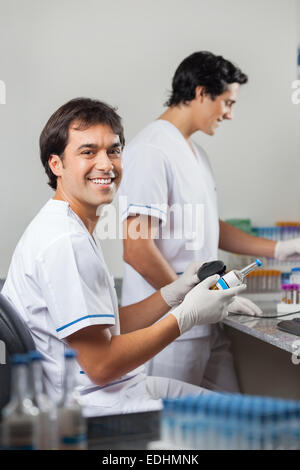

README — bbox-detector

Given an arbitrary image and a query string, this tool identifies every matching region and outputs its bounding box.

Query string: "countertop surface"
[223,297,300,354]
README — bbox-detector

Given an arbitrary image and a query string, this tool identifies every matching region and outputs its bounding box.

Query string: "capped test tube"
[281,284,288,304]
[287,285,293,304]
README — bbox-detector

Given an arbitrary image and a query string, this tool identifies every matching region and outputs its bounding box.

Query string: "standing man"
[1,98,244,417]
[119,51,300,392]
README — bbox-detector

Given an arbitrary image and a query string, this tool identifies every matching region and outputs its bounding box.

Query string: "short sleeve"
[119,144,168,225]
[37,233,116,340]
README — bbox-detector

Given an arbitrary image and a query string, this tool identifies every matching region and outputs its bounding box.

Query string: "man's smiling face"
[49,121,123,210]
[192,83,240,136]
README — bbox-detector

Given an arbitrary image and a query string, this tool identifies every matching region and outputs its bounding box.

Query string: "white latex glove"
[171,274,246,335]
[274,238,300,261]
[227,296,263,316]
[160,261,203,307]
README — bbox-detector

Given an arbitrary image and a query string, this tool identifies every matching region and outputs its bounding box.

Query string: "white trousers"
[82,374,208,417]
[145,324,240,393]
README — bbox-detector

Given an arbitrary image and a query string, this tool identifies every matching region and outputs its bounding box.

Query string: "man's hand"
[171,275,246,335]
[275,238,300,261]
[227,296,263,316]
[160,261,203,307]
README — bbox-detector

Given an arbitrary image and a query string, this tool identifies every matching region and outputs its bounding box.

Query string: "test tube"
[292,285,300,305]
[281,284,288,303]
[287,285,292,304]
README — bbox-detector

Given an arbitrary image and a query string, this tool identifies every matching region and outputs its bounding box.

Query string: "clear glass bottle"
[28,350,56,450]
[216,259,262,290]
[1,354,39,450]
[57,349,87,450]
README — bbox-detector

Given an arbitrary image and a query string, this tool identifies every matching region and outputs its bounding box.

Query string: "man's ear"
[195,86,207,102]
[48,154,63,177]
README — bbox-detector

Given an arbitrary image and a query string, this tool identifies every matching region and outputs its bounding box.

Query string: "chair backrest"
[0,294,36,413]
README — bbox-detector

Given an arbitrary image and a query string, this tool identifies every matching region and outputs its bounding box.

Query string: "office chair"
[0,293,36,413]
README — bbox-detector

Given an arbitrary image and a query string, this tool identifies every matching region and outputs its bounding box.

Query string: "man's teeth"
[89,178,112,184]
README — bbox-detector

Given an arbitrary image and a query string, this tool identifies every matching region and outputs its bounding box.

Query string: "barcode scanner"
[197,260,226,282]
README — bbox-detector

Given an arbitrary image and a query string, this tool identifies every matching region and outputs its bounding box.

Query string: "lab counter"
[224,300,300,355]
[222,296,300,400]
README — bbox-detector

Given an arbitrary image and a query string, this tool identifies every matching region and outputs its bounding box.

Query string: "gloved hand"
[227,296,263,316]
[171,274,246,335]
[274,238,300,261]
[160,261,203,307]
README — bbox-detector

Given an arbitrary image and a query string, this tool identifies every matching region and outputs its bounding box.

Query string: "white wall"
[0,0,299,278]
[298,0,300,40]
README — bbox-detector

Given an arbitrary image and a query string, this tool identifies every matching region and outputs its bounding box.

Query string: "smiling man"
[1,98,246,416]
[119,51,300,392]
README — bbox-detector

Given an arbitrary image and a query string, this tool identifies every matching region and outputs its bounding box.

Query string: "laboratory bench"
[223,294,300,401]
[224,296,300,355]
[115,280,300,400]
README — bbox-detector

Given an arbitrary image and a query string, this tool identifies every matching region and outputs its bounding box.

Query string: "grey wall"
[0,0,299,278]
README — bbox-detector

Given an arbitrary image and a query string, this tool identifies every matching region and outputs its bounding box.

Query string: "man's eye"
[81,151,94,156]
[109,149,121,156]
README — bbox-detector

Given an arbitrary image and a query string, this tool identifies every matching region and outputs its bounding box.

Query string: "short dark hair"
[40,98,125,190]
[166,51,248,106]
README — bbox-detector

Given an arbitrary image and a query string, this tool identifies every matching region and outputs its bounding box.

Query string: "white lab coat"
[119,120,238,390]
[119,119,219,339]
[2,199,209,416]
[2,200,149,414]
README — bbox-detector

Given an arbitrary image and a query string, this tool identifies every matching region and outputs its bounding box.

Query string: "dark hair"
[40,97,125,190]
[166,51,248,106]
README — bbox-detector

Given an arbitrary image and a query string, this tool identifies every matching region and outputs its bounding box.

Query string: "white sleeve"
[119,144,169,225]
[37,233,116,340]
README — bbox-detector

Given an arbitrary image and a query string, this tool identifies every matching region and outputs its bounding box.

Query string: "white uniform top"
[2,199,157,415]
[119,120,220,339]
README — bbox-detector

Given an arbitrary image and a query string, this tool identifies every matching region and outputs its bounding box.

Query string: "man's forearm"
[119,290,171,334]
[219,220,276,258]
[124,239,177,290]
[95,315,180,386]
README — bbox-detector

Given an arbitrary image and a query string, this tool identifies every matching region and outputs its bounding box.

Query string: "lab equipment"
[291,268,300,285]
[1,354,39,450]
[171,276,245,335]
[277,283,300,315]
[197,260,226,282]
[246,269,282,293]
[57,349,87,450]
[158,393,300,450]
[28,350,56,449]
[216,259,262,290]
[277,319,300,338]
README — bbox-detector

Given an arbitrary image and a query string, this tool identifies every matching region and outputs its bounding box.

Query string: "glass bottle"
[28,350,56,449]
[216,259,262,290]
[57,349,87,450]
[1,354,39,450]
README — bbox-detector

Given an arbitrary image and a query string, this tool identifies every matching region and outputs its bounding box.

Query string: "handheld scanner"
[197,260,226,282]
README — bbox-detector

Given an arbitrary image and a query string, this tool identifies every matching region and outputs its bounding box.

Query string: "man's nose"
[95,151,114,171]
[224,108,233,120]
